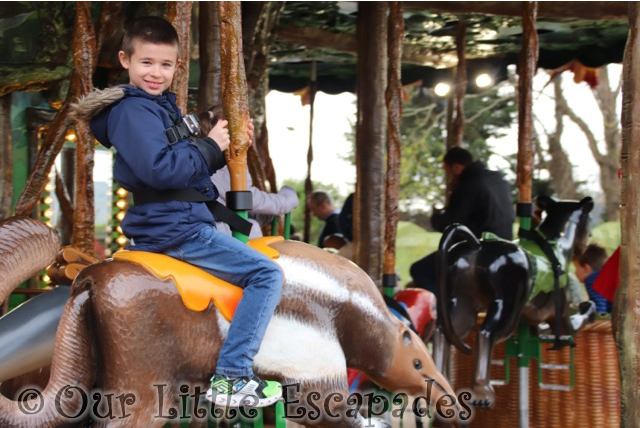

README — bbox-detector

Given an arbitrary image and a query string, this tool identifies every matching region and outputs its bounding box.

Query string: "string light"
[44,183,54,192]
[475,73,493,88]
[434,82,451,97]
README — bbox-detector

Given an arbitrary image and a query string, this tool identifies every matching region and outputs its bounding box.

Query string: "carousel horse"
[0,217,456,428]
[432,196,595,408]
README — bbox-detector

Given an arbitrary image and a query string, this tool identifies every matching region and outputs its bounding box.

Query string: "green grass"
[395,221,441,287]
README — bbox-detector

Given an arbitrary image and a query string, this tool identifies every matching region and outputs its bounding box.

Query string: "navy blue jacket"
[90,86,226,252]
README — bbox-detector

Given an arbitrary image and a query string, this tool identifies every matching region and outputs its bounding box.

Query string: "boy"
[573,243,611,313]
[88,17,283,407]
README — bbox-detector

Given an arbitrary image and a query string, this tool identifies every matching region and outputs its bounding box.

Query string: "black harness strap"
[132,189,253,236]
[519,228,574,350]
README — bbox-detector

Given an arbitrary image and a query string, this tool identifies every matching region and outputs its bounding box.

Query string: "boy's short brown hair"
[121,16,179,57]
[575,243,608,271]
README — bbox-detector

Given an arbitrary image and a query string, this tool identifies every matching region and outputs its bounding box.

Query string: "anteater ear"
[535,195,553,211]
[580,196,594,213]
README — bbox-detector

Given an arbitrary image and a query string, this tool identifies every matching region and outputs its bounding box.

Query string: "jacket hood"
[70,85,179,149]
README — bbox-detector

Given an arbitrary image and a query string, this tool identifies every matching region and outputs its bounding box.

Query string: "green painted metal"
[275,400,286,428]
[537,335,575,390]
[270,213,292,239]
[231,210,249,243]
[283,213,291,240]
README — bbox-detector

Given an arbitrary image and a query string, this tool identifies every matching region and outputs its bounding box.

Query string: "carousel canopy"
[0,1,629,96]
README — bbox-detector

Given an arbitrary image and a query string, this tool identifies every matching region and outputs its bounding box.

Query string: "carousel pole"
[70,1,98,256]
[382,2,403,298]
[219,1,252,244]
[168,1,193,114]
[619,2,640,426]
[355,2,388,285]
[516,3,539,428]
[303,60,317,244]
[218,5,288,425]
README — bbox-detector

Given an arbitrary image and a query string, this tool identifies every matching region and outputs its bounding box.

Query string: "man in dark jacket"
[410,147,515,293]
[308,190,342,247]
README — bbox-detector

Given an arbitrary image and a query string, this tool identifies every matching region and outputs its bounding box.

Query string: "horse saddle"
[113,236,283,321]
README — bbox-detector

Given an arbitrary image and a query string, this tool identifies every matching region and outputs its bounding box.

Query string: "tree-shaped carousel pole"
[219,2,252,243]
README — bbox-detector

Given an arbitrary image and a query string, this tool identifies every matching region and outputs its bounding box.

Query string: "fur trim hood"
[69,86,126,123]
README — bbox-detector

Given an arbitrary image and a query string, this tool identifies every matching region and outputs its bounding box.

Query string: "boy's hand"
[208,119,230,151]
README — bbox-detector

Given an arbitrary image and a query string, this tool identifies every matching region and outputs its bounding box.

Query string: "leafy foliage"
[398,83,517,209]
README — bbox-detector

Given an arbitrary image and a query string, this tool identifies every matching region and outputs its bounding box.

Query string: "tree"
[398,83,516,211]
[559,65,621,221]
[533,74,580,199]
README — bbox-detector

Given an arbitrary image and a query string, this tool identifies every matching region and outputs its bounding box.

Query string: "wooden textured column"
[0,95,12,220]
[383,1,403,295]
[218,2,252,241]
[303,61,317,244]
[516,2,539,231]
[219,1,250,192]
[70,1,98,255]
[619,3,640,426]
[197,1,221,112]
[446,20,466,150]
[355,2,388,284]
[168,1,193,114]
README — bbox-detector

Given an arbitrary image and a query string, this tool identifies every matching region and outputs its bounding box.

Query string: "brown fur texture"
[69,86,125,123]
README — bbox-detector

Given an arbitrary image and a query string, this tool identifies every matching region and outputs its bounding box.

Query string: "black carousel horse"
[432,196,596,407]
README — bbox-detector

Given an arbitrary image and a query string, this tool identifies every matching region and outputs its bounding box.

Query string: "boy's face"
[573,260,592,283]
[119,40,180,96]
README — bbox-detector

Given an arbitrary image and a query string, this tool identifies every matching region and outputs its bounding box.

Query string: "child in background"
[573,244,611,313]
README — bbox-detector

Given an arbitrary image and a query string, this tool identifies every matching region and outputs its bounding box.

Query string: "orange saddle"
[113,236,283,321]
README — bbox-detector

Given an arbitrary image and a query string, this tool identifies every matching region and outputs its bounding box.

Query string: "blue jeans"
[161,225,283,377]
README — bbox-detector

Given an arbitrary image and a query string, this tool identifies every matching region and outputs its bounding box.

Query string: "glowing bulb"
[45,183,54,192]
[116,200,127,209]
[44,196,54,205]
[116,188,128,198]
[42,275,51,283]
[116,211,125,221]
[117,236,128,246]
[48,171,54,179]
[66,131,77,141]
[475,73,493,88]
[45,221,53,227]
[116,226,123,234]
[44,209,54,219]
[434,82,451,97]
